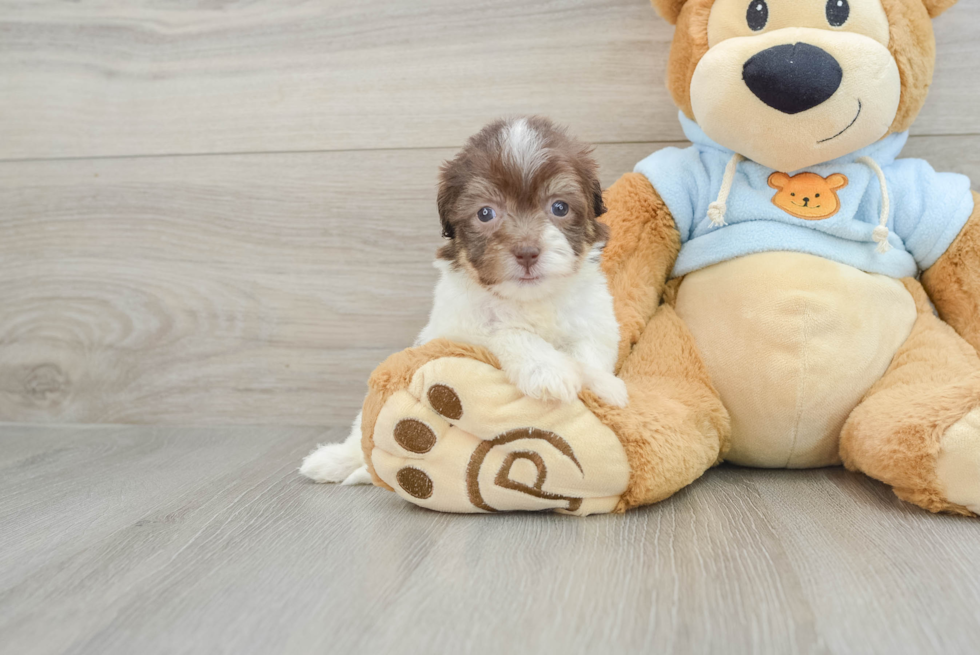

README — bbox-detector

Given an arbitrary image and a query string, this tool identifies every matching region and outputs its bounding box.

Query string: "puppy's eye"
[477,206,496,223]
[826,0,849,27]
[551,201,569,217]
[815,193,821,198]
[746,0,768,31]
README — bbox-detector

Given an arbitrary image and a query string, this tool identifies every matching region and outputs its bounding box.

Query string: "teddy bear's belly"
[674,251,918,468]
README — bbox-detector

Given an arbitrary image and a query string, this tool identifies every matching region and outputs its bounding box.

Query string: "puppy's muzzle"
[513,246,541,271]
[742,43,843,115]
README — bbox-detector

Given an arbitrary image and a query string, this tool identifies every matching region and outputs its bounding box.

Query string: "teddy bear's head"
[652,0,959,171]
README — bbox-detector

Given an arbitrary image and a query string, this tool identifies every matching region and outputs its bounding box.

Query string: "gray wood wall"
[1,0,978,425]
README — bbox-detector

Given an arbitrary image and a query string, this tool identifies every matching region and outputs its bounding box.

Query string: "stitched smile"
[818,99,862,144]
[791,201,821,209]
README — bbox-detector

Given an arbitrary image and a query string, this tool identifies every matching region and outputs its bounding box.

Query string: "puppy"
[301,117,626,485]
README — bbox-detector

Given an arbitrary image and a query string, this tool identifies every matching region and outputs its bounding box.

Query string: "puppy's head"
[436,117,608,300]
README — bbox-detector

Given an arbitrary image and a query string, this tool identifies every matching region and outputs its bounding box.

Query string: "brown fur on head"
[436,117,608,298]
[651,0,960,171]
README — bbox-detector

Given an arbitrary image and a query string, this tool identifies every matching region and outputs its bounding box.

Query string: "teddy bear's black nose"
[742,43,843,115]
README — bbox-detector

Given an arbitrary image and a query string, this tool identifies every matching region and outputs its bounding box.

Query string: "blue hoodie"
[634,114,975,279]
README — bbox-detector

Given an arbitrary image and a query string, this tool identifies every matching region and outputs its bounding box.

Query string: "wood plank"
[0,0,976,160]
[2,424,979,655]
[754,469,980,655]
[1,137,977,425]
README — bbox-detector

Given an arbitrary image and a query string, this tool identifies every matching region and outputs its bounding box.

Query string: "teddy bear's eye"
[826,0,850,27]
[746,0,769,31]
[815,193,821,198]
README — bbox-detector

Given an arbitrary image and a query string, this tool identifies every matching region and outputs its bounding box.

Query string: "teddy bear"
[355,0,980,517]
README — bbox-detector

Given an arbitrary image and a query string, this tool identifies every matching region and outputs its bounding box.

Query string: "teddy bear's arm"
[600,173,682,370]
[921,191,980,353]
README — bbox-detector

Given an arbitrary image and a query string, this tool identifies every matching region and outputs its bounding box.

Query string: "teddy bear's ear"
[920,0,958,18]
[650,0,689,25]
[768,172,790,190]
[827,174,849,191]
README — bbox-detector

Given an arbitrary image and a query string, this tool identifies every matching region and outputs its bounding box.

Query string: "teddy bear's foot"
[936,408,980,515]
[369,357,631,516]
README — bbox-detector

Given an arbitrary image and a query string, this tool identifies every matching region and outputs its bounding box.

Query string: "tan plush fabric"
[879,0,939,134]
[921,192,980,354]
[920,0,959,18]
[599,173,681,370]
[371,357,631,515]
[663,0,713,120]
[651,0,692,24]
[839,279,980,516]
[589,303,729,511]
[659,0,943,136]
[676,252,917,468]
[935,408,980,515]
[361,339,501,489]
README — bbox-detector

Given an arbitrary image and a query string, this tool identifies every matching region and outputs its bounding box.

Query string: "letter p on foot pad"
[370,357,631,516]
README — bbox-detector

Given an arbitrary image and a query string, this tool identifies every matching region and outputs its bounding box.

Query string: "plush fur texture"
[922,192,980,354]
[839,279,980,516]
[598,173,681,369]
[586,303,729,511]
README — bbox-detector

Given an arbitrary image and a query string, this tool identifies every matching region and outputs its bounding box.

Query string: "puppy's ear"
[588,177,611,243]
[591,178,607,219]
[921,0,958,18]
[437,195,455,239]
[651,0,690,24]
[437,161,462,240]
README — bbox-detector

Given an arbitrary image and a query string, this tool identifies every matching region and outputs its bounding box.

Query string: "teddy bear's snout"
[742,42,843,115]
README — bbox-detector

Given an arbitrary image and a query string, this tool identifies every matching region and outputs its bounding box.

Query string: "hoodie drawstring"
[708,152,893,256]
[707,152,744,227]
[857,156,892,254]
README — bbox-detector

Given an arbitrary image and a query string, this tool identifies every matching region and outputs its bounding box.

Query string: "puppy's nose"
[513,246,540,269]
[742,43,842,115]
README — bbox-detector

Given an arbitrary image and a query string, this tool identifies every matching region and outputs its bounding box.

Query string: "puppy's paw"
[300,436,365,484]
[585,369,629,408]
[511,353,583,404]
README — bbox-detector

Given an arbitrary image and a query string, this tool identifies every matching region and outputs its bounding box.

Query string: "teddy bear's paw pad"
[936,407,980,516]
[371,357,631,515]
[373,390,453,460]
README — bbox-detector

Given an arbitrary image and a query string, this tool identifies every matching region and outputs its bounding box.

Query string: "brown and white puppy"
[300,117,626,486]
[421,116,625,405]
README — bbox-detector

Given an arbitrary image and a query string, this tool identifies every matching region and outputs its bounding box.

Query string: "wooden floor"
[2,1,980,653]
[2,424,979,655]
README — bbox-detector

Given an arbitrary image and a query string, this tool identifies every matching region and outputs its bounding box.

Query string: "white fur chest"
[417,258,619,372]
